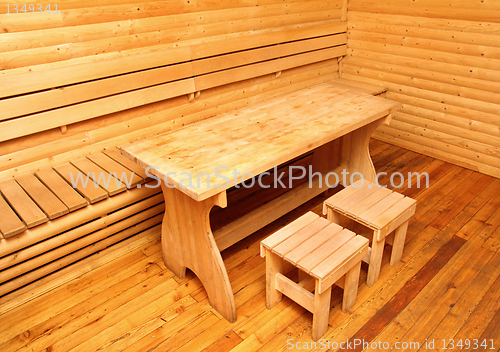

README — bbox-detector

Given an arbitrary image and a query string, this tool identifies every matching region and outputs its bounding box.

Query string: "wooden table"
[120,82,400,322]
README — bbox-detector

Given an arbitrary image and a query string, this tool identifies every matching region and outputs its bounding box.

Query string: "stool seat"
[323,182,416,286]
[261,212,368,340]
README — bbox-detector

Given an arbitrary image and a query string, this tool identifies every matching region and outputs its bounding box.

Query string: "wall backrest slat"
[0,45,192,98]
[0,62,194,121]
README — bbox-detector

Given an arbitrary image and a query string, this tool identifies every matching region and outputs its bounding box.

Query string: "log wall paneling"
[0,0,346,298]
[345,1,500,178]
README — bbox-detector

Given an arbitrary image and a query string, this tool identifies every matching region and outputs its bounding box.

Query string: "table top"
[120,83,400,201]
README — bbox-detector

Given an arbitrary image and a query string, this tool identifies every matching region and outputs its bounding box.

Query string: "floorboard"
[0,139,499,352]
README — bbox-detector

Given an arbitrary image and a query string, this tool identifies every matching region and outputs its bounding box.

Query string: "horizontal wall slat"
[348,3,500,22]
[348,30,500,60]
[0,11,340,69]
[0,63,194,121]
[193,34,346,75]
[344,56,500,95]
[195,46,346,90]
[387,93,500,139]
[0,44,192,98]
[347,39,500,71]
[342,66,500,116]
[0,79,196,142]
[391,112,500,160]
[347,48,500,83]
[348,12,500,35]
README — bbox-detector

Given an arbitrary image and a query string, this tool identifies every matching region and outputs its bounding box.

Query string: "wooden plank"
[0,180,48,228]
[358,192,405,228]
[0,45,192,99]
[70,158,126,196]
[0,194,26,238]
[87,152,143,189]
[311,236,368,280]
[284,222,344,266]
[0,78,196,142]
[191,21,347,59]
[260,212,319,257]
[194,46,347,91]
[53,163,108,204]
[0,63,194,121]
[35,168,88,212]
[272,217,331,257]
[15,174,69,220]
[103,148,151,181]
[192,34,347,76]
[297,229,356,274]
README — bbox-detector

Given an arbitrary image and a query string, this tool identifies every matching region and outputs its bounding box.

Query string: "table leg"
[342,116,390,185]
[160,183,237,323]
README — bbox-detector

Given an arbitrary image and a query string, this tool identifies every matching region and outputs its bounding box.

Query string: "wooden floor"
[1,140,499,352]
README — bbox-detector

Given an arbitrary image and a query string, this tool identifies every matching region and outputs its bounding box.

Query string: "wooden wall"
[344,0,500,178]
[0,0,344,182]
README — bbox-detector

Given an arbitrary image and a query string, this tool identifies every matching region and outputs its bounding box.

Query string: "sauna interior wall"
[0,0,344,181]
[344,0,500,178]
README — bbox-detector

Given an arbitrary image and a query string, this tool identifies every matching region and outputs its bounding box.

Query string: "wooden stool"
[323,182,417,286]
[260,212,369,341]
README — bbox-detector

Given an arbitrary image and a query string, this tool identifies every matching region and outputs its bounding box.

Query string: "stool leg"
[367,232,385,287]
[312,280,332,341]
[266,250,283,309]
[342,261,362,313]
[390,220,409,266]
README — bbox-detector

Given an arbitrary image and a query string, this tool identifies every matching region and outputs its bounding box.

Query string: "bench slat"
[54,163,108,204]
[0,45,192,99]
[358,192,405,228]
[0,194,27,238]
[103,148,151,182]
[15,174,69,220]
[0,78,196,143]
[192,34,346,76]
[70,158,126,197]
[87,153,143,189]
[0,180,48,229]
[35,168,88,212]
[195,46,346,91]
[191,21,347,59]
[272,217,331,257]
[311,235,368,281]
[0,62,194,122]
[260,211,319,257]
[285,222,344,266]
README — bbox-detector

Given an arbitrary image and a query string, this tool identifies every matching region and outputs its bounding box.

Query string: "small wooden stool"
[323,182,417,286]
[260,212,369,341]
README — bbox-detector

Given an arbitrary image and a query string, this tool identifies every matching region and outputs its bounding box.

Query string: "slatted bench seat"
[0,148,166,297]
[261,212,369,341]
[323,182,417,286]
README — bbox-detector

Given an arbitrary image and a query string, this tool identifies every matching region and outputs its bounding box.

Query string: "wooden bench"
[323,181,417,286]
[260,211,368,341]
[0,18,352,306]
